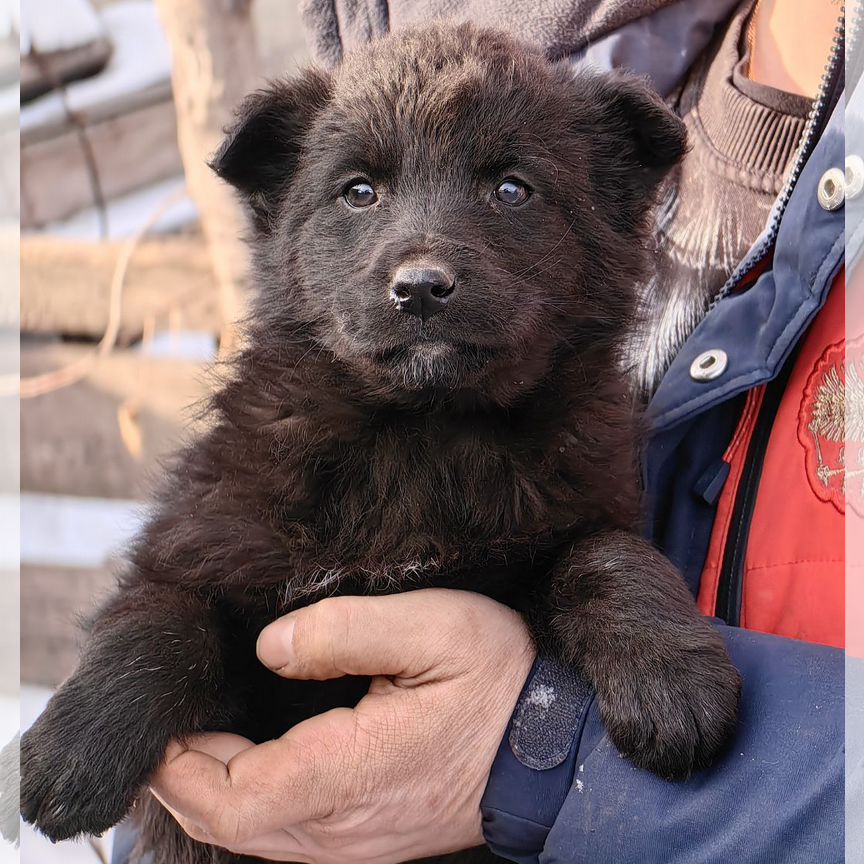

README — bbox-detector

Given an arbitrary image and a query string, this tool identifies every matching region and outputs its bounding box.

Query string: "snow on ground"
[20,0,104,57]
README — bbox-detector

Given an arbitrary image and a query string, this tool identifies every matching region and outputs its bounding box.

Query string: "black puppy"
[21,24,740,863]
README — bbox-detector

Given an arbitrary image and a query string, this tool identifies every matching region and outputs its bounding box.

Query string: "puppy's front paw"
[597,636,741,780]
[21,707,142,841]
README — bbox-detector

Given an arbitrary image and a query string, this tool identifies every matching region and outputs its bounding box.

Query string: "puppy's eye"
[494,178,530,206]
[344,181,378,209]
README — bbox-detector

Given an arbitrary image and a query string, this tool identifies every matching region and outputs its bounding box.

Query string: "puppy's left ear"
[569,69,686,224]
[592,70,686,183]
[211,68,332,230]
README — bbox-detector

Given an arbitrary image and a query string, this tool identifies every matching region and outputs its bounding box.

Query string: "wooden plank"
[21,81,174,144]
[21,234,221,340]
[21,563,115,687]
[21,342,212,499]
[21,98,183,228]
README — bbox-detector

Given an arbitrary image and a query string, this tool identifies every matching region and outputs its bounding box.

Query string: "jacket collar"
[646,91,845,432]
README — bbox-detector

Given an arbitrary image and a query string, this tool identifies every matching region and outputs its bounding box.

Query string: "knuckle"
[295,597,354,672]
[442,602,485,662]
[454,599,483,634]
[291,608,327,666]
[317,595,354,631]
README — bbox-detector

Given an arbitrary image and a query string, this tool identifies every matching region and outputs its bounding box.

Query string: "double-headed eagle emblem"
[802,341,864,513]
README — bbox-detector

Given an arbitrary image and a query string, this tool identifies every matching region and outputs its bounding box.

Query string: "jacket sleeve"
[480,625,843,864]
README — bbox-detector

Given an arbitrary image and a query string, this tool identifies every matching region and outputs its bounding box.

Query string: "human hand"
[150,589,535,863]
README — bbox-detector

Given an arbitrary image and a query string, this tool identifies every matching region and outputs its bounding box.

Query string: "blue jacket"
[473,2,849,861]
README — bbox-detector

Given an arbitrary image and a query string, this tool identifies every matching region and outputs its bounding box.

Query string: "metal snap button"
[846,155,864,200]
[690,349,728,382]
[817,167,845,210]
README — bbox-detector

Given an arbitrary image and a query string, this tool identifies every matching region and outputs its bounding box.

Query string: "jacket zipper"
[713,9,846,625]
[715,358,796,625]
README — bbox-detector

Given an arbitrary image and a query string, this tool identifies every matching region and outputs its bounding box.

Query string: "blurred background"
[18,0,309,859]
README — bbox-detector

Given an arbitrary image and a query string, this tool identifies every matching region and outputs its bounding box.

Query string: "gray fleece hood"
[299,0,744,95]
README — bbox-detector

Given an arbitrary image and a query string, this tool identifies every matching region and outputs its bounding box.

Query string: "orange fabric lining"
[696,386,765,617]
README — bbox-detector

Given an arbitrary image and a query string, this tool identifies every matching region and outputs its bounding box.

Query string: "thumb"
[151,710,358,844]
[257,589,489,681]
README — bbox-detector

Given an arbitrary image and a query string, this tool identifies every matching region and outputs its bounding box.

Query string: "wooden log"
[21,342,212,499]
[20,37,113,103]
[21,234,220,340]
[20,97,184,228]
[154,0,262,350]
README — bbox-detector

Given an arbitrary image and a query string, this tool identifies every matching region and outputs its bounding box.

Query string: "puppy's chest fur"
[145,346,639,612]
[265,412,618,605]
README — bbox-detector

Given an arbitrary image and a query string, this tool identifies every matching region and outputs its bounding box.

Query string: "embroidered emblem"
[798,338,864,515]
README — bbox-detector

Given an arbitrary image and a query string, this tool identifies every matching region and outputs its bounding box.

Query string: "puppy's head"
[213,25,685,403]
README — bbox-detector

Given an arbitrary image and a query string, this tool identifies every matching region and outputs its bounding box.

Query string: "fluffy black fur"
[21,25,740,863]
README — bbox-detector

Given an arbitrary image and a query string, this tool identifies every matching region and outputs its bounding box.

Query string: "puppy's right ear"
[211,68,332,230]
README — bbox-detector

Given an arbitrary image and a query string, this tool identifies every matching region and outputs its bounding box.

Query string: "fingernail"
[256,617,295,670]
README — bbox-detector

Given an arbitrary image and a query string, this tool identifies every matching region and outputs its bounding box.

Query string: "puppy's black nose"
[390,265,456,321]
